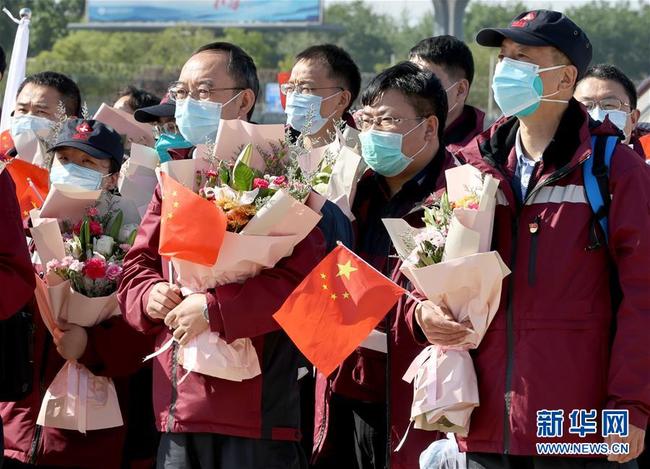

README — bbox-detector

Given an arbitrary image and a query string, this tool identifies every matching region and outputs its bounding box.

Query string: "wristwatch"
[202,302,210,324]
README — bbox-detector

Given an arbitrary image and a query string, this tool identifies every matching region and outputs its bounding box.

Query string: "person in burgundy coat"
[312,62,458,469]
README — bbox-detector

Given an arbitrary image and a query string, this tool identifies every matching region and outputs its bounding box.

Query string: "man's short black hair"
[295,44,362,113]
[361,62,447,141]
[117,86,160,111]
[193,42,259,120]
[17,71,82,117]
[0,46,6,79]
[582,64,638,110]
[409,35,475,86]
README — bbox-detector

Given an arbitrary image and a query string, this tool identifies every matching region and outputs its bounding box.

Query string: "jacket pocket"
[527,215,541,286]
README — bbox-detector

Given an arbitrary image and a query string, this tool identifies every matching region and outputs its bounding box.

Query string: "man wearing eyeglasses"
[312,62,457,469]
[119,41,328,469]
[283,44,361,148]
[575,63,649,158]
[134,94,193,163]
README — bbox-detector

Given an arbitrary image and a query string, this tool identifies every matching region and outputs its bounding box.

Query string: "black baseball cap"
[50,119,124,167]
[476,10,592,78]
[134,93,175,123]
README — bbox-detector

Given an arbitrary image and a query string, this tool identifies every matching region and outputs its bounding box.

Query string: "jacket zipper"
[28,336,50,464]
[166,341,179,432]
[528,215,541,285]
[502,159,586,454]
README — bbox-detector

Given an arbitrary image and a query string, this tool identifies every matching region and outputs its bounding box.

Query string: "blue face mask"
[155,132,193,163]
[50,162,105,191]
[10,115,54,138]
[285,91,340,135]
[492,58,567,117]
[174,93,240,145]
[359,121,426,177]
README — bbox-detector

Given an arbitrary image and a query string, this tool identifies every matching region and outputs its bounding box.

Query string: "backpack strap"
[584,135,618,245]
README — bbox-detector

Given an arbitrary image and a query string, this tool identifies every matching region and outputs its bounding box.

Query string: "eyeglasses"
[580,97,631,112]
[279,83,343,96]
[168,85,243,102]
[153,122,179,139]
[356,116,425,132]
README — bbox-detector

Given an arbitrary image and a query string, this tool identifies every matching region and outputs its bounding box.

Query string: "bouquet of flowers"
[156,120,323,382]
[384,164,510,438]
[296,127,366,220]
[31,200,140,433]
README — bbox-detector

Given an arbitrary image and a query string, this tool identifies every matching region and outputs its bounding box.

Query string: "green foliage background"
[1,1,648,117]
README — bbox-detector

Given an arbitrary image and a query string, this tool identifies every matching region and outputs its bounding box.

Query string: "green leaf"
[108,209,123,240]
[127,228,138,246]
[80,219,91,261]
[232,144,256,191]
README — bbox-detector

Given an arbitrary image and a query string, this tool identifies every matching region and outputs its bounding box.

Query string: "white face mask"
[589,107,629,134]
[445,81,461,115]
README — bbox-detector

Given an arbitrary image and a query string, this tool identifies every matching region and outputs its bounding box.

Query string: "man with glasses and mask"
[575,64,650,159]
[412,10,649,468]
[409,35,486,155]
[118,42,327,469]
[134,94,193,163]
[283,44,361,149]
[312,62,456,469]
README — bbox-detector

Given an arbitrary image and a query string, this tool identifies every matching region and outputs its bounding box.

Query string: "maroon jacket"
[0,170,34,319]
[118,185,326,440]
[406,100,649,455]
[1,304,153,468]
[445,105,486,156]
[312,148,457,464]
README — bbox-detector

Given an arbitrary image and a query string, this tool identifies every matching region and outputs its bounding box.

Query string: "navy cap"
[50,119,124,167]
[476,10,592,78]
[134,93,175,123]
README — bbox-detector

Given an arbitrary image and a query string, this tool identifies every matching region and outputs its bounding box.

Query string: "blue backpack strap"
[583,135,618,244]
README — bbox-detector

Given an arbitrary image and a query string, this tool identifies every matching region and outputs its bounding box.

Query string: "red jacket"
[414,100,650,455]
[1,303,153,468]
[0,171,34,319]
[445,105,486,156]
[118,185,326,440]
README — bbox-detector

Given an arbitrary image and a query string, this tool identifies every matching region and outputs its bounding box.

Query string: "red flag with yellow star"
[158,172,227,266]
[273,244,406,375]
[5,158,49,219]
[0,129,14,157]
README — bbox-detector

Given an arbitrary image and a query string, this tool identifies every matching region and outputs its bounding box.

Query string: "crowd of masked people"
[0,8,648,469]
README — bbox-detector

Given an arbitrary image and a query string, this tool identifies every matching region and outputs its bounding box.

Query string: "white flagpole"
[0,7,31,132]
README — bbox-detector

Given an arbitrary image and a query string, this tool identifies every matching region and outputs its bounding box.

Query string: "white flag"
[0,8,31,132]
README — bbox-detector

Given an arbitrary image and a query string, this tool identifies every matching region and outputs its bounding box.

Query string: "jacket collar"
[445,105,486,151]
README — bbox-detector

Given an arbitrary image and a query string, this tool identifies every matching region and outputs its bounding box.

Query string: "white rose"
[94,235,115,257]
[118,223,139,243]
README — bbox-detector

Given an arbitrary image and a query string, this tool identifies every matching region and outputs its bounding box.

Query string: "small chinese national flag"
[640,134,650,161]
[0,129,14,156]
[273,245,406,376]
[5,158,49,219]
[158,172,227,266]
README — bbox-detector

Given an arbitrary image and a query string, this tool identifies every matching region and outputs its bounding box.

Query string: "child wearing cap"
[0,118,154,469]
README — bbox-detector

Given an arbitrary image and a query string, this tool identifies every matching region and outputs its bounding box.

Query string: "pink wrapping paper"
[37,361,123,433]
[93,103,154,147]
[166,190,322,382]
[212,120,285,171]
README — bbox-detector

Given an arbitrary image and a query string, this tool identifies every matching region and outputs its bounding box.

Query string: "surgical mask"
[10,115,54,138]
[445,81,460,115]
[285,91,340,135]
[174,93,240,145]
[155,132,193,163]
[49,162,105,191]
[588,107,629,134]
[359,121,426,177]
[492,58,567,117]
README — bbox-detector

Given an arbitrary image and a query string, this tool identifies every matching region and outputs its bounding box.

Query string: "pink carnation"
[89,220,103,236]
[271,175,287,186]
[87,207,99,217]
[83,257,107,280]
[46,259,61,272]
[253,178,269,189]
[105,263,123,281]
[119,243,132,252]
